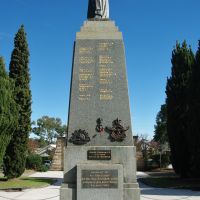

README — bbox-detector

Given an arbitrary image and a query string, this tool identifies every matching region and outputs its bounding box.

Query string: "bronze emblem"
[96,118,104,133]
[69,129,90,145]
[106,118,129,142]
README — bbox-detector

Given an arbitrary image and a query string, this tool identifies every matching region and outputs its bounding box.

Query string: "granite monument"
[60,1,140,200]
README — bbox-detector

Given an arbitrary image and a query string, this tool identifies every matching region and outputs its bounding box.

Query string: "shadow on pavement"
[53,178,63,186]
[138,180,200,197]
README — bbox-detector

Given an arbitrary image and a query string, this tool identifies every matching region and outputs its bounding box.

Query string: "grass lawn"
[0,177,55,190]
[0,169,55,190]
[140,170,200,191]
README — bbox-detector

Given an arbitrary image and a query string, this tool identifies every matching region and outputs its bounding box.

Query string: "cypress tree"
[188,41,200,177]
[166,41,195,178]
[3,25,31,179]
[154,104,168,144]
[0,57,18,165]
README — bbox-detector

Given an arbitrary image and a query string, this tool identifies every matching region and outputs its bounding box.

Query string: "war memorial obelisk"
[60,1,140,200]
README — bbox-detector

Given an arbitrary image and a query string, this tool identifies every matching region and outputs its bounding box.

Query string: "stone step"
[50,137,65,171]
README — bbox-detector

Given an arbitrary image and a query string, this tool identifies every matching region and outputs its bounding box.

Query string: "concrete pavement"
[0,171,199,200]
[138,172,200,200]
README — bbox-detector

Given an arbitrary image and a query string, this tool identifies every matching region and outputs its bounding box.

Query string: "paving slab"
[139,172,200,200]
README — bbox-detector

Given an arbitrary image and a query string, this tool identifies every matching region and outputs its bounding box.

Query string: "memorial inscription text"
[82,170,118,189]
[87,150,111,160]
[78,41,115,102]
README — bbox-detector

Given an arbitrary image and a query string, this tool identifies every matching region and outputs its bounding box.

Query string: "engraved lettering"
[99,56,113,64]
[80,56,95,64]
[79,47,93,54]
[99,79,112,84]
[87,150,111,160]
[79,73,94,81]
[98,42,114,51]
[82,170,118,189]
[100,94,113,100]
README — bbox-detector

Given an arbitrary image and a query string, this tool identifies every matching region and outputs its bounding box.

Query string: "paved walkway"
[0,171,199,200]
[138,172,200,200]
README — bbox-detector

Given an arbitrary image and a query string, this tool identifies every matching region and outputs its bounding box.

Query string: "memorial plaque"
[87,150,111,160]
[81,170,118,189]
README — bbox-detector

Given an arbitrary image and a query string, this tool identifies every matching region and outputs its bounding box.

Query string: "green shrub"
[37,165,48,172]
[26,154,42,170]
[151,154,171,168]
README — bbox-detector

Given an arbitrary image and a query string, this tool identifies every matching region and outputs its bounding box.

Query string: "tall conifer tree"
[3,25,31,179]
[0,57,17,165]
[154,104,168,144]
[188,41,200,177]
[166,41,195,178]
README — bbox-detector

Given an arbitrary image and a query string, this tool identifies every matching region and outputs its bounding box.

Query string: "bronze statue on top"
[87,0,109,19]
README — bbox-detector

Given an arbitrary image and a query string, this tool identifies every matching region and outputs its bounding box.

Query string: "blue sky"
[1,0,200,138]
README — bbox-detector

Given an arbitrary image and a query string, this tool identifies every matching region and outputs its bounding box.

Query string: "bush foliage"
[26,154,42,170]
